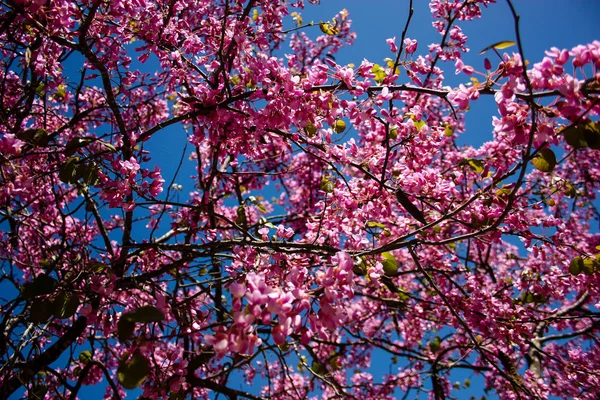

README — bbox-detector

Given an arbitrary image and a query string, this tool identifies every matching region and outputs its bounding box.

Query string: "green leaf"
[569,256,584,275]
[332,120,346,133]
[311,360,326,375]
[170,391,186,400]
[59,157,80,184]
[328,354,341,370]
[17,128,51,147]
[79,350,93,365]
[236,205,247,227]
[117,318,135,341]
[371,64,386,85]
[117,351,149,389]
[367,221,386,229]
[100,140,117,152]
[320,176,334,193]
[65,137,95,156]
[22,274,57,299]
[87,261,108,273]
[29,298,54,324]
[118,306,165,340]
[582,258,598,275]
[443,124,454,137]
[319,21,338,36]
[248,196,267,213]
[429,336,441,353]
[561,121,600,149]
[413,119,426,132]
[459,158,485,173]
[496,185,512,198]
[583,121,600,149]
[381,252,398,276]
[531,148,556,173]
[479,40,516,55]
[352,258,367,276]
[28,382,48,400]
[52,292,80,319]
[122,305,165,323]
[77,163,100,186]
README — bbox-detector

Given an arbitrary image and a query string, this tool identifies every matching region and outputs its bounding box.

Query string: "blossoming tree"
[1,0,599,398]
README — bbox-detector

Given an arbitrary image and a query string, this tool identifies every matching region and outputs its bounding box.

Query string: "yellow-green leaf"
[460,158,485,173]
[531,148,556,173]
[320,176,334,193]
[118,351,149,389]
[569,256,583,275]
[371,64,386,85]
[479,40,516,55]
[79,350,93,365]
[582,258,598,275]
[443,124,454,137]
[413,119,426,132]
[122,305,165,323]
[117,318,135,341]
[29,298,54,324]
[52,292,79,319]
[319,20,339,36]
[54,84,67,100]
[333,119,346,133]
[429,336,441,353]
[381,252,398,276]
[304,121,318,137]
[563,181,577,198]
[561,121,600,149]
[65,137,95,156]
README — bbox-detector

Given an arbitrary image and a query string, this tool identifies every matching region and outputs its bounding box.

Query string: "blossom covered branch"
[0,0,599,399]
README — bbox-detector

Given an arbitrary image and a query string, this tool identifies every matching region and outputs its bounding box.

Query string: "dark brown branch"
[0,315,89,398]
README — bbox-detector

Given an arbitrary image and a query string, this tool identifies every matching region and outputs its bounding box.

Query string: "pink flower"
[230,282,246,299]
[404,38,418,54]
[258,226,269,240]
[204,332,229,354]
[386,37,398,53]
[448,84,480,110]
[454,58,474,75]
[0,134,24,155]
